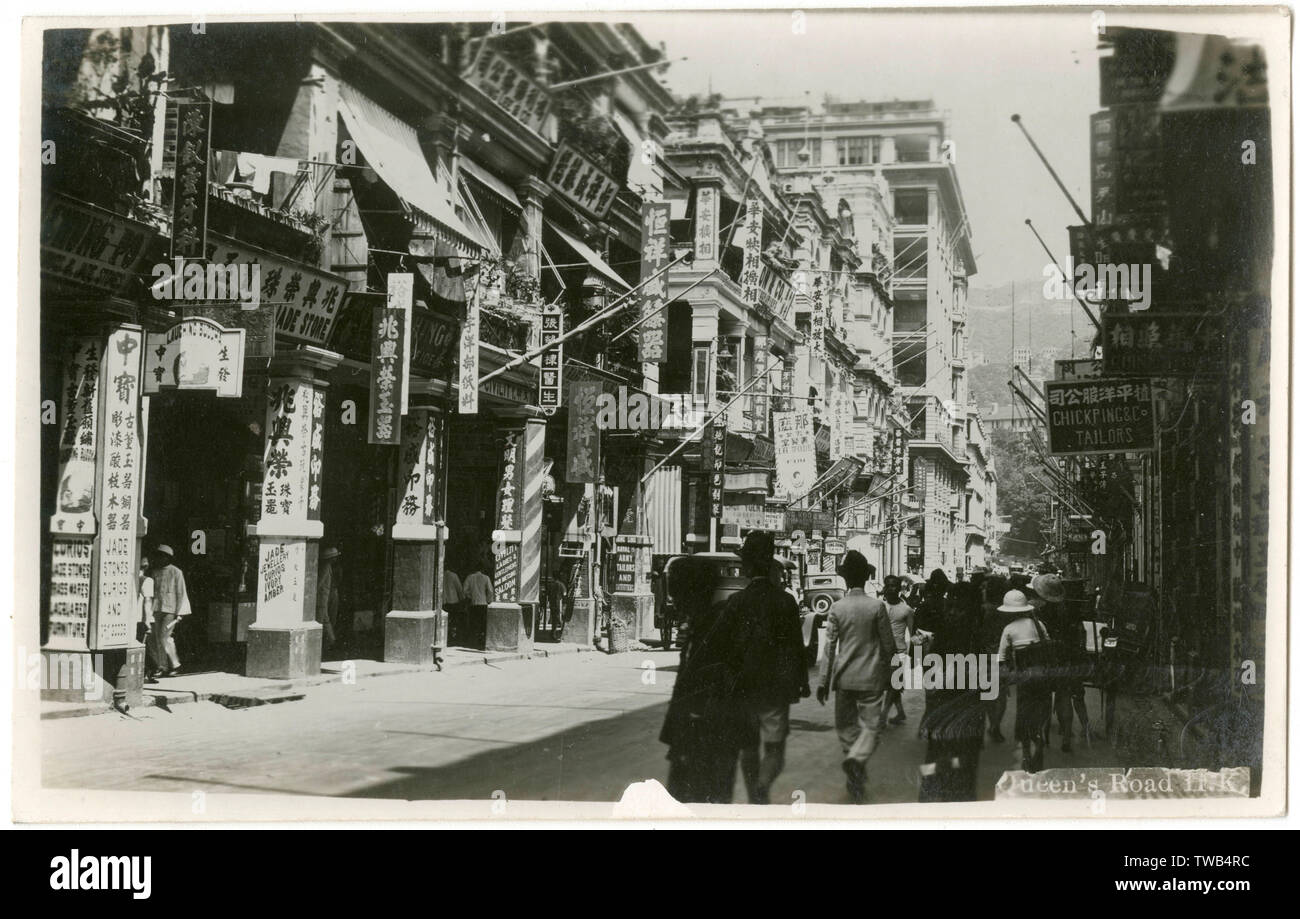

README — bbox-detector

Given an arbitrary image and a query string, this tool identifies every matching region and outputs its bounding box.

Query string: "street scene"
[26,8,1280,816]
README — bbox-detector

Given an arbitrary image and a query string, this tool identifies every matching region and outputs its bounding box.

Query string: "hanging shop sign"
[738,196,763,307]
[388,273,415,415]
[1089,110,1116,225]
[171,102,212,260]
[810,275,826,359]
[1056,358,1103,381]
[144,317,246,398]
[694,185,719,262]
[1044,378,1156,456]
[368,306,407,445]
[260,379,315,524]
[202,233,348,347]
[763,505,787,533]
[1102,312,1225,377]
[393,410,442,538]
[185,304,274,365]
[613,548,637,593]
[538,304,563,415]
[92,325,145,650]
[41,194,158,297]
[824,538,847,557]
[566,380,601,484]
[492,430,524,604]
[773,410,817,503]
[330,292,457,378]
[722,504,767,531]
[546,142,619,219]
[637,201,671,362]
[705,420,728,521]
[466,49,552,135]
[1112,103,1164,220]
[459,281,481,414]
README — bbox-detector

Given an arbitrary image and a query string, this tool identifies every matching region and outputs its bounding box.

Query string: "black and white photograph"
[11,3,1290,826]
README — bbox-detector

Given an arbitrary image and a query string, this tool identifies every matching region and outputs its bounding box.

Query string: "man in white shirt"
[462,563,494,649]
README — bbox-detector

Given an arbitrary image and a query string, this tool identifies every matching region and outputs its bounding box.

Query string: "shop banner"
[810,275,826,359]
[546,142,619,219]
[261,379,315,523]
[694,185,719,263]
[171,102,211,260]
[722,504,766,530]
[492,430,524,603]
[538,304,563,415]
[459,282,480,414]
[144,317,246,398]
[1103,312,1225,377]
[307,389,325,522]
[1044,378,1156,456]
[566,380,601,484]
[467,49,552,135]
[41,194,157,297]
[394,410,441,538]
[368,306,406,445]
[738,196,763,307]
[637,201,671,362]
[773,410,817,503]
[1090,110,1116,226]
[92,326,144,649]
[387,273,414,415]
[51,337,102,536]
[705,420,727,521]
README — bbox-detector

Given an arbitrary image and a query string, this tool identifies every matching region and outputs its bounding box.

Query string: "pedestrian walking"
[997,589,1054,772]
[145,544,190,681]
[979,575,1013,742]
[816,550,897,803]
[1032,573,1090,751]
[463,562,494,649]
[718,532,809,804]
[878,575,914,728]
[917,581,986,802]
[316,547,340,652]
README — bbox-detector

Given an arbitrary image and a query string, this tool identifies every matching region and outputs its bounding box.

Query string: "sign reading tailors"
[1044,378,1155,456]
[637,201,671,362]
[547,143,619,219]
[368,306,407,445]
[144,317,246,398]
[171,102,211,260]
[538,304,563,415]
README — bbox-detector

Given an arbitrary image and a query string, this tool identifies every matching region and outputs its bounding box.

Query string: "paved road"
[42,648,1118,805]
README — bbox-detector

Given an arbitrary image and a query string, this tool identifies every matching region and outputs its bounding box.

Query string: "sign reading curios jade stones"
[637,201,671,362]
[144,317,246,398]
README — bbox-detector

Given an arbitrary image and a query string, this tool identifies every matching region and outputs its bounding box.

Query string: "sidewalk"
[40,642,596,721]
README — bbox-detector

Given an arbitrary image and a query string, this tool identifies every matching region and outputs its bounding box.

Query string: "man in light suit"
[816,550,898,802]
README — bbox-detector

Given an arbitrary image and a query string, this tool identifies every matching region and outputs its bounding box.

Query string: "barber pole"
[520,420,546,605]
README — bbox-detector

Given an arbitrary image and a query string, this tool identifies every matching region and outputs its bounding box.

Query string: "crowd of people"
[659,534,1090,805]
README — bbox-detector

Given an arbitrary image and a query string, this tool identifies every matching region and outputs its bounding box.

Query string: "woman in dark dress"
[917,581,987,802]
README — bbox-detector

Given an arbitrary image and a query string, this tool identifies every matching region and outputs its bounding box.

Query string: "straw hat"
[153,544,174,558]
[997,589,1036,613]
[1031,573,1065,604]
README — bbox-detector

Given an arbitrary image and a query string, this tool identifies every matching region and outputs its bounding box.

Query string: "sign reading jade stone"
[368,306,406,445]
[637,201,671,362]
[92,325,145,649]
[1044,378,1156,456]
[171,102,211,260]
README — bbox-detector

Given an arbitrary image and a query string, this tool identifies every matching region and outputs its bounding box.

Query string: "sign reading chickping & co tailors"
[546,142,619,219]
[637,201,671,362]
[171,102,211,260]
[144,317,246,399]
[538,304,563,415]
[1044,378,1156,456]
[368,306,407,445]
[1102,312,1226,377]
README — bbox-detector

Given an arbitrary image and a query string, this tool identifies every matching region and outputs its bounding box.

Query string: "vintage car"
[654,552,803,650]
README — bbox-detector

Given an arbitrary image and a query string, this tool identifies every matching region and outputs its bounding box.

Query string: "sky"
[633,8,1104,292]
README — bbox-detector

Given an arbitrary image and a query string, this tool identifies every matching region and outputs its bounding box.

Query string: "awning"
[644,466,682,557]
[338,82,481,250]
[544,220,630,290]
[458,157,522,210]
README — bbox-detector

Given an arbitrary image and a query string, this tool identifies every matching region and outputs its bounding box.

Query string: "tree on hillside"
[989,427,1052,560]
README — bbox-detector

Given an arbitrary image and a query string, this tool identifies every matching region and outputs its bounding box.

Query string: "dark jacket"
[717,577,810,708]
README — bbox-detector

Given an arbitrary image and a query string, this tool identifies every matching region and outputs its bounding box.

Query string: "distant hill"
[965,278,1095,364]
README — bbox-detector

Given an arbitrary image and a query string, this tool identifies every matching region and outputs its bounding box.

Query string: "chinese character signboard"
[547,142,619,219]
[773,411,817,504]
[1044,378,1156,456]
[368,307,406,445]
[51,338,101,537]
[1056,358,1103,381]
[637,201,670,363]
[1103,312,1225,377]
[739,197,763,307]
[705,420,727,521]
[694,186,718,262]
[493,431,524,603]
[1090,110,1116,225]
[262,380,315,522]
[566,380,601,484]
[92,326,145,649]
[394,410,441,538]
[171,102,211,260]
[41,194,157,297]
[144,317,246,398]
[459,283,480,414]
[387,273,414,415]
[467,49,552,135]
[810,275,826,359]
[538,304,563,415]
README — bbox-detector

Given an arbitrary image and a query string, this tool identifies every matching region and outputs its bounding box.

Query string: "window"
[894,189,929,225]
[692,346,712,405]
[773,138,821,168]
[836,136,879,166]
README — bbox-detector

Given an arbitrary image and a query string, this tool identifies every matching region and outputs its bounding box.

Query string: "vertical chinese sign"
[493,432,523,604]
[459,280,481,414]
[694,186,718,263]
[388,273,414,415]
[538,304,563,415]
[739,197,763,307]
[394,411,442,538]
[566,380,600,484]
[705,419,727,522]
[368,306,406,445]
[638,201,671,363]
[92,327,144,649]
[257,378,315,623]
[171,102,211,261]
[810,275,826,359]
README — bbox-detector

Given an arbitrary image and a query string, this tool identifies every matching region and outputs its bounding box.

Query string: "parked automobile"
[803,572,847,615]
[656,552,803,651]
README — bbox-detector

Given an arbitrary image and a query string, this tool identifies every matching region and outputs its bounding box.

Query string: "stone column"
[246,346,341,680]
[514,177,550,286]
[384,405,448,665]
[43,323,147,706]
[487,415,546,654]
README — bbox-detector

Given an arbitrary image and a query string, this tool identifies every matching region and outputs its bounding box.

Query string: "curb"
[41,643,597,720]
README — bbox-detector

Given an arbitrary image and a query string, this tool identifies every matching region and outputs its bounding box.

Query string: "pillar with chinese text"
[384,404,449,665]
[246,347,341,679]
[487,416,546,653]
[43,324,148,706]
